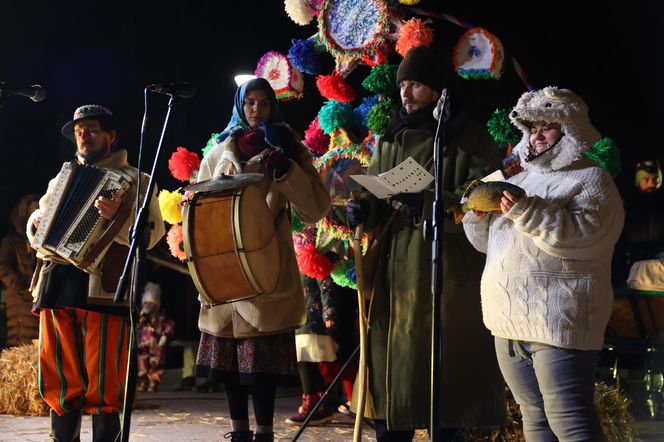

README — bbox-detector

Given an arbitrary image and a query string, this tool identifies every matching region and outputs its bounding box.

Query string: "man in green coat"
[347,46,506,441]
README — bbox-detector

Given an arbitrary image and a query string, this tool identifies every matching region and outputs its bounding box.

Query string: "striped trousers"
[39,308,129,415]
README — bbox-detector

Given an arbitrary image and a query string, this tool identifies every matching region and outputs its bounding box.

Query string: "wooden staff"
[351,192,368,442]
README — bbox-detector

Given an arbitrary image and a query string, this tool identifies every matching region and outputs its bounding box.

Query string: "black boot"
[92,412,121,442]
[222,430,254,441]
[254,432,274,442]
[49,409,82,442]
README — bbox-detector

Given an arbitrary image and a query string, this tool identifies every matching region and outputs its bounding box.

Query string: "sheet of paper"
[349,174,394,199]
[480,169,505,182]
[350,157,434,199]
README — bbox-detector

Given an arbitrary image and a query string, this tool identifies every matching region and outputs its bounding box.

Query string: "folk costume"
[26,105,165,441]
[194,78,330,442]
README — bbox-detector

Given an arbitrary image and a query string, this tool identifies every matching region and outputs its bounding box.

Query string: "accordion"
[32,161,133,272]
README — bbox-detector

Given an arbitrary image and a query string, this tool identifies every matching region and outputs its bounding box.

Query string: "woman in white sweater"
[463,87,624,441]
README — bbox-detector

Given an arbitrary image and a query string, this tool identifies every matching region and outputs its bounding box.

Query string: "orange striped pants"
[39,308,129,415]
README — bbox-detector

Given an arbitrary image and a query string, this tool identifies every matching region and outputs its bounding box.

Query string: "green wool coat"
[358,118,507,430]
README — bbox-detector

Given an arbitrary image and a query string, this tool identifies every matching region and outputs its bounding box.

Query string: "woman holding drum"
[191,78,330,442]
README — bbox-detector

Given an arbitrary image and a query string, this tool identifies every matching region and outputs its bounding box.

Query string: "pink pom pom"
[303,117,331,155]
[166,224,186,261]
[168,147,201,182]
[296,245,334,280]
[396,18,434,57]
[316,73,356,102]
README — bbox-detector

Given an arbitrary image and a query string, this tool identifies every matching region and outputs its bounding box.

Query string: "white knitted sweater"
[463,157,624,350]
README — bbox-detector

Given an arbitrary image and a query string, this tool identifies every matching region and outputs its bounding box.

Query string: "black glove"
[262,148,291,178]
[391,192,424,219]
[346,198,369,228]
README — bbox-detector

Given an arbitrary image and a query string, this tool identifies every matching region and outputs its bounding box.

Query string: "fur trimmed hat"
[142,281,161,307]
[510,87,601,172]
[396,46,448,93]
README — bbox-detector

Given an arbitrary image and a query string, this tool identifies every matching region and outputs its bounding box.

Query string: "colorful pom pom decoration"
[284,0,324,26]
[331,259,357,289]
[585,137,622,178]
[296,245,334,279]
[316,72,357,102]
[303,117,332,155]
[453,27,504,80]
[317,100,356,134]
[395,18,433,57]
[367,97,395,136]
[318,0,391,71]
[256,51,304,101]
[168,146,201,182]
[288,38,322,75]
[486,108,521,152]
[158,189,184,225]
[202,132,221,157]
[354,95,380,132]
[166,224,186,261]
[361,64,398,96]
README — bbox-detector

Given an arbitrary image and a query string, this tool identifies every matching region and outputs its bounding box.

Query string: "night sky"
[1,0,662,236]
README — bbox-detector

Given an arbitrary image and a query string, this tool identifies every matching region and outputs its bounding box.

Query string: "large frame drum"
[182,183,279,307]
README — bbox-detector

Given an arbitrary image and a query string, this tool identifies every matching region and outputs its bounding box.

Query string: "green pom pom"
[367,97,395,136]
[362,64,398,96]
[202,132,221,157]
[291,211,304,233]
[486,108,521,149]
[317,100,356,134]
[331,259,357,290]
[585,137,622,178]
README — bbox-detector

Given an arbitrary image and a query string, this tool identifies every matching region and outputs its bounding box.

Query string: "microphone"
[147,82,196,99]
[0,82,46,102]
[432,88,448,122]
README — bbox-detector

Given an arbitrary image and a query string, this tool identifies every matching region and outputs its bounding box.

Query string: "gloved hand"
[346,198,369,228]
[391,192,424,219]
[262,148,291,178]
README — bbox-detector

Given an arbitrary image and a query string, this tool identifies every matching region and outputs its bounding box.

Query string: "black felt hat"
[396,46,448,93]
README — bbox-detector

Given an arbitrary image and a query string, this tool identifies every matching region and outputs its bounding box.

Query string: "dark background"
[1,0,662,236]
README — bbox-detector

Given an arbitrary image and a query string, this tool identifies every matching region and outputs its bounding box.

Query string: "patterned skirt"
[195,331,298,386]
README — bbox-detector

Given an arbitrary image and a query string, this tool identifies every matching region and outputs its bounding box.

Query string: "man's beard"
[78,145,110,163]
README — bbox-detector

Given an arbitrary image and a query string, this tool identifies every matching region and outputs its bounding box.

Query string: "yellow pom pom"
[158,189,183,225]
[399,0,421,4]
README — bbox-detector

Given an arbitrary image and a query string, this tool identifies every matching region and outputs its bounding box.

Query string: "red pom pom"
[296,245,334,280]
[166,224,186,261]
[316,73,356,102]
[168,147,201,182]
[303,117,331,155]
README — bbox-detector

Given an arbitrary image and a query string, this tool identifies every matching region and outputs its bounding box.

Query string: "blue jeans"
[494,337,605,442]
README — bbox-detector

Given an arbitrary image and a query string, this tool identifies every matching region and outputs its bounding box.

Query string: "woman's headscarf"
[216,77,286,150]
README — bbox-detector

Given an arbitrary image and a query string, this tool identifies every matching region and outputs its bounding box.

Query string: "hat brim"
[61,115,116,143]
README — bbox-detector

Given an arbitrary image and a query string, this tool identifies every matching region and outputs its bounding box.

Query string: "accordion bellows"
[32,161,131,272]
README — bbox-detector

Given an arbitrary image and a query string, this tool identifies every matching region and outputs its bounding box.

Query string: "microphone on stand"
[0,82,47,102]
[147,82,196,99]
[432,88,448,122]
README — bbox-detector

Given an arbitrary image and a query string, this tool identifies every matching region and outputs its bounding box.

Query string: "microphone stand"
[114,93,177,442]
[426,90,448,442]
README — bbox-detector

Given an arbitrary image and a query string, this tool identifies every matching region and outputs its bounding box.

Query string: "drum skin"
[183,184,280,306]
